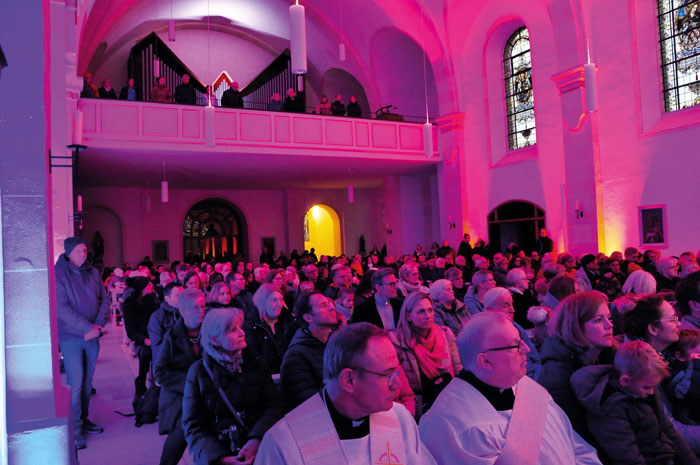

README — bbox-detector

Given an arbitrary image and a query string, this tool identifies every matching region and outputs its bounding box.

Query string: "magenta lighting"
[339,43,346,62]
[348,184,354,203]
[289,1,307,74]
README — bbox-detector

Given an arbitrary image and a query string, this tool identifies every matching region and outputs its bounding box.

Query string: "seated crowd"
[81,73,364,117]
[80,233,700,464]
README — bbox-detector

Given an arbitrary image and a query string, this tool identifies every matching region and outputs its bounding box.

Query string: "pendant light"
[290,1,307,74]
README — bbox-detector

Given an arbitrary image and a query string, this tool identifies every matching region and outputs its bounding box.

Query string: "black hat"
[126,277,151,295]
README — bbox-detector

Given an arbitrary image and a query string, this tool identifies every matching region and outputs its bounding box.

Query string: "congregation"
[56,230,700,465]
[79,72,364,117]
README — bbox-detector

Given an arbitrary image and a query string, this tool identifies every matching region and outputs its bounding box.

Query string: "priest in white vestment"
[419,312,602,465]
[255,322,436,465]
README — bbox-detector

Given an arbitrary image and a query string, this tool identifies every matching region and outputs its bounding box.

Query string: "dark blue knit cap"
[64,237,87,256]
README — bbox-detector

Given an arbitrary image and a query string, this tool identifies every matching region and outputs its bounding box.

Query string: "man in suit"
[352,268,402,330]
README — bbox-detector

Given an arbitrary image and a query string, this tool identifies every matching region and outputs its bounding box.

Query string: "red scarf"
[411,325,453,379]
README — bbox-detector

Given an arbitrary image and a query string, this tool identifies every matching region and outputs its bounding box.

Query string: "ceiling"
[76,147,439,190]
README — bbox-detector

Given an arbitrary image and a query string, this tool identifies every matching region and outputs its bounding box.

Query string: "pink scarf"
[411,325,453,379]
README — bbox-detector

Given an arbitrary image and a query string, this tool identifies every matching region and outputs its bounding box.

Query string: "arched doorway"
[183,198,248,263]
[304,205,341,257]
[488,201,545,254]
[82,205,124,268]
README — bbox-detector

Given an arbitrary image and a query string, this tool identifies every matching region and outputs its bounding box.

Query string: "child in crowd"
[571,341,699,465]
[665,329,700,425]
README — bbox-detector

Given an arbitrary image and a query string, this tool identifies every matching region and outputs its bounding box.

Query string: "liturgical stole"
[286,393,406,465]
[494,376,549,465]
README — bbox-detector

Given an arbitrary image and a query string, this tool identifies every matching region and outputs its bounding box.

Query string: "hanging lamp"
[290,0,307,74]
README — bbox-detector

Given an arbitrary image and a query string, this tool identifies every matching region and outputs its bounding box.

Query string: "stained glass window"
[658,0,700,111]
[504,27,536,150]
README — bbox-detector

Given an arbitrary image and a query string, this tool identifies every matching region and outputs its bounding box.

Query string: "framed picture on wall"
[638,204,668,248]
[152,240,170,263]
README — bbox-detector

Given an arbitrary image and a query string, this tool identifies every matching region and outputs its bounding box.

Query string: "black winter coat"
[242,310,297,374]
[572,365,700,465]
[123,293,160,345]
[220,89,243,108]
[148,301,181,366]
[154,318,201,434]
[183,351,282,465]
[536,335,615,459]
[280,328,326,410]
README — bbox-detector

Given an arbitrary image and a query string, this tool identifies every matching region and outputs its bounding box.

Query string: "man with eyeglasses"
[352,268,403,330]
[257,323,437,464]
[420,312,601,465]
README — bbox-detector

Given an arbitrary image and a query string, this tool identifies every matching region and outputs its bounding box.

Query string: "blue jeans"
[60,338,100,432]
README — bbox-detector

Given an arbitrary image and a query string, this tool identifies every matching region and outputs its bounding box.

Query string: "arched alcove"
[320,68,370,117]
[82,205,124,268]
[370,28,439,121]
[303,205,341,257]
[183,198,248,263]
[487,201,545,253]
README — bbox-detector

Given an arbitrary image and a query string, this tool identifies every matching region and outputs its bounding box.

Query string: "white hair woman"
[182,307,283,465]
[429,279,469,337]
[390,290,462,419]
[622,270,657,296]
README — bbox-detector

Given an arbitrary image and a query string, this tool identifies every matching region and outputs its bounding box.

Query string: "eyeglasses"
[657,315,680,325]
[352,366,401,383]
[481,338,526,354]
[381,281,398,288]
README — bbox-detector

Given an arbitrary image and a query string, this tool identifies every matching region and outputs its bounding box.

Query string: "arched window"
[504,27,536,150]
[658,1,700,111]
[182,198,247,263]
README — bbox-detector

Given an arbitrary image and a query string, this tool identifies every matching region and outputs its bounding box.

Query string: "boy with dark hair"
[572,341,699,465]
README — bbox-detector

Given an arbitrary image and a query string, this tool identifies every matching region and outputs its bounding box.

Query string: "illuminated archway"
[304,205,341,257]
[487,201,545,254]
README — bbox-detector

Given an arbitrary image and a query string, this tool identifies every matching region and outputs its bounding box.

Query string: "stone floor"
[70,324,193,465]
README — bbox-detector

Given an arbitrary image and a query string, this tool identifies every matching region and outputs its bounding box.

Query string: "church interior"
[1,0,699,462]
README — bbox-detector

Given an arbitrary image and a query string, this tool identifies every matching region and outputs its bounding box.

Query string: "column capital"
[436,112,465,133]
[551,65,593,95]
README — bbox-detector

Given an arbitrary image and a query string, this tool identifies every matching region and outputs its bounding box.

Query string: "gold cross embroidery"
[375,441,403,465]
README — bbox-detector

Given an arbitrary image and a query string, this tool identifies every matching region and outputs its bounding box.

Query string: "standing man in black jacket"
[221,81,244,108]
[173,74,196,105]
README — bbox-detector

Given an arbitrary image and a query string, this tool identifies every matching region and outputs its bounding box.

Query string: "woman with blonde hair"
[390,290,462,419]
[206,281,231,310]
[537,291,615,462]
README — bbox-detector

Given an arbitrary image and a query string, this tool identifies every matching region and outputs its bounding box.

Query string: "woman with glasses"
[390,290,462,419]
[537,291,615,461]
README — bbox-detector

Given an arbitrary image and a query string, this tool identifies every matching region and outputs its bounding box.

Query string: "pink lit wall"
[77,186,385,266]
[370,28,440,121]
